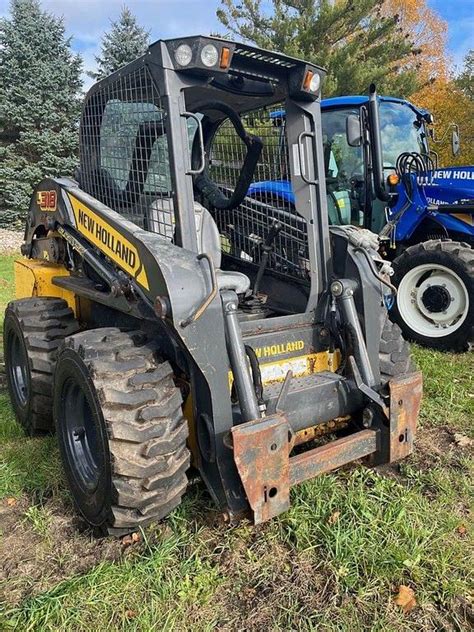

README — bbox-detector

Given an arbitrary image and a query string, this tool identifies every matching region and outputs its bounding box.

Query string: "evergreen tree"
[455,50,473,101]
[0,0,82,227]
[91,7,150,80]
[217,0,422,97]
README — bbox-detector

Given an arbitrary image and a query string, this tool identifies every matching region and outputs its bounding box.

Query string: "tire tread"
[58,328,190,535]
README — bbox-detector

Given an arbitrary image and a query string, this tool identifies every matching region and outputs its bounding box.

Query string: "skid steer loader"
[3,36,422,535]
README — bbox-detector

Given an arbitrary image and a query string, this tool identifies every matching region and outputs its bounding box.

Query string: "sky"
[0,0,472,90]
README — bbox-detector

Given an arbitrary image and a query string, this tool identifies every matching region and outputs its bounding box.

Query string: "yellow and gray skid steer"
[3,36,422,534]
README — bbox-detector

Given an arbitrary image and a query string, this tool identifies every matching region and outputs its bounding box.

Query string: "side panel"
[14,259,77,314]
[426,166,474,205]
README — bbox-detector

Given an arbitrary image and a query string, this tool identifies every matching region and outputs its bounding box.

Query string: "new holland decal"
[67,193,150,290]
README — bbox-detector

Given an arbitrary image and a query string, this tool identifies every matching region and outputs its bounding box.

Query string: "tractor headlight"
[201,44,219,67]
[175,44,193,67]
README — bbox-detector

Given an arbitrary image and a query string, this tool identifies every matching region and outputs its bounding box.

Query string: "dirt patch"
[0,495,124,608]
[376,424,473,481]
[208,531,337,630]
[413,424,473,469]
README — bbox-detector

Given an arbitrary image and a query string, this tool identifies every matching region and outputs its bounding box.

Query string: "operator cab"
[321,97,431,233]
[78,36,328,316]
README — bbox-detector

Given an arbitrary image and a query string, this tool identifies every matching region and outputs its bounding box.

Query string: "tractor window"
[321,108,365,226]
[379,101,429,167]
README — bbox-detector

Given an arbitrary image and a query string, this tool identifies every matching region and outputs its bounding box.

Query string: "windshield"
[380,101,429,168]
[321,107,365,226]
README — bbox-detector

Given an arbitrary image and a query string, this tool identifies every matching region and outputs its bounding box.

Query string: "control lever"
[253,221,282,296]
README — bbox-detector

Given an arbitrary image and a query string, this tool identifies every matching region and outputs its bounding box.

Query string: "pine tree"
[91,7,150,80]
[0,0,82,227]
[217,0,421,97]
[455,50,473,101]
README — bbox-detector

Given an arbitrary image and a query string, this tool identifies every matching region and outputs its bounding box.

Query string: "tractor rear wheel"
[3,298,79,435]
[53,328,190,535]
[391,240,473,351]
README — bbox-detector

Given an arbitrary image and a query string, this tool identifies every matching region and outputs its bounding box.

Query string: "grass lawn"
[0,254,472,631]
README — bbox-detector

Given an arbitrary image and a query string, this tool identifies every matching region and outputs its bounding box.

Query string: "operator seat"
[149,198,250,295]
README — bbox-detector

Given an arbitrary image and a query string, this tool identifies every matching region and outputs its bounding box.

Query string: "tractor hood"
[424,165,474,205]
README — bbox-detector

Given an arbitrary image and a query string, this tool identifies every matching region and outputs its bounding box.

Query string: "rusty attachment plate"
[231,414,290,524]
[290,429,378,487]
[388,371,423,461]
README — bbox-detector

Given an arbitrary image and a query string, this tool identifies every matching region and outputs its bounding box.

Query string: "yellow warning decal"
[67,193,149,291]
[228,350,341,389]
[254,340,304,359]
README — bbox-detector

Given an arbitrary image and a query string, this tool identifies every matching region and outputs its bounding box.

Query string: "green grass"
[412,345,473,435]
[0,255,16,335]
[0,254,472,631]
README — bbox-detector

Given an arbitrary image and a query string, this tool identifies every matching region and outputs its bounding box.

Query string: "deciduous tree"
[415,56,474,167]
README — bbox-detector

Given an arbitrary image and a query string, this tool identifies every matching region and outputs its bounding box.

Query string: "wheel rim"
[397,263,469,337]
[8,330,30,407]
[62,377,101,494]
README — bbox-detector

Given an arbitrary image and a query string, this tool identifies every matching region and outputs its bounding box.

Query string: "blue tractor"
[247,87,473,351]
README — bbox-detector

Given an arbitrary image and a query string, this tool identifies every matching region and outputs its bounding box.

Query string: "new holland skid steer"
[4,36,422,535]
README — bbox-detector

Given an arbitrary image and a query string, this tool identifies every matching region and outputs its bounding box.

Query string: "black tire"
[379,316,415,383]
[3,297,79,435]
[53,328,190,535]
[391,240,473,351]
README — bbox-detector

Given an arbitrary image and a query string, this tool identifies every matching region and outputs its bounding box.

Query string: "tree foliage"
[217,0,422,96]
[415,52,474,167]
[91,6,150,81]
[455,50,473,101]
[385,0,448,87]
[0,0,82,227]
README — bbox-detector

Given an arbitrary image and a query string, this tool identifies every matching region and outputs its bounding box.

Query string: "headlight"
[308,73,320,93]
[175,44,193,66]
[303,70,320,94]
[201,44,219,67]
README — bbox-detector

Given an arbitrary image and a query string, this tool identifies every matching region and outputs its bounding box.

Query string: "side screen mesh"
[80,66,175,238]
[207,106,309,280]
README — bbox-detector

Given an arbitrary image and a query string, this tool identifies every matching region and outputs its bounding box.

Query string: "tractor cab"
[321,95,431,233]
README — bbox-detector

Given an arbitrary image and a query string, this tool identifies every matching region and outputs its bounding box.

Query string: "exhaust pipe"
[368,84,390,202]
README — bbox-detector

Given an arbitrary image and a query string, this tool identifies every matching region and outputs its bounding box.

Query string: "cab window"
[322,107,365,226]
